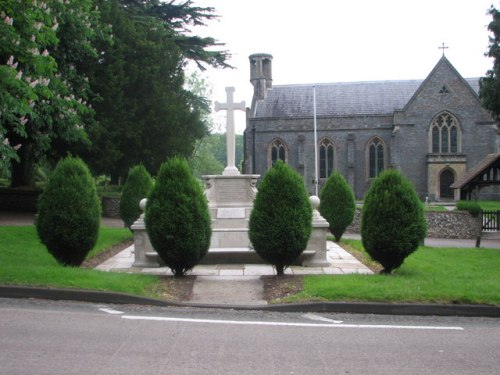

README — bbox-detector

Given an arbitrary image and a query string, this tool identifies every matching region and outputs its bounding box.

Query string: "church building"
[243,53,499,200]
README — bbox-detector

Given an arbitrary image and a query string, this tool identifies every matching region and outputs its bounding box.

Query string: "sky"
[187,0,498,133]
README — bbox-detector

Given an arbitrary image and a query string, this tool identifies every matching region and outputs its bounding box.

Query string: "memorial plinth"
[201,174,261,263]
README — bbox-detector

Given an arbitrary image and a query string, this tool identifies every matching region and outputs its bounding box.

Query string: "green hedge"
[119,165,153,229]
[36,157,101,266]
[249,161,312,275]
[361,170,427,274]
[145,157,211,276]
[456,200,482,216]
[319,172,355,241]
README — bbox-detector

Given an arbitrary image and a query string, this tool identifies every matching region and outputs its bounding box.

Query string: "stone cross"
[214,87,246,176]
[439,42,449,56]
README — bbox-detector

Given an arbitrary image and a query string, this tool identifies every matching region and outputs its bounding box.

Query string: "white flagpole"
[313,85,318,196]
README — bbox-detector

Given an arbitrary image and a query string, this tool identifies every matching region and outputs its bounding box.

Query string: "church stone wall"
[244,55,498,201]
[247,116,396,198]
[346,208,482,239]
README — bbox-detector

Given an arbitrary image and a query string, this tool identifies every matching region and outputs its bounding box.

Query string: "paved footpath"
[96,242,373,306]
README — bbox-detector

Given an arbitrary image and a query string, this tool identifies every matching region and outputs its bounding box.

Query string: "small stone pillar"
[302,196,330,267]
[131,198,158,267]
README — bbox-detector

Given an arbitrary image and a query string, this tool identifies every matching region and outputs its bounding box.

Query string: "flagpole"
[313,85,318,196]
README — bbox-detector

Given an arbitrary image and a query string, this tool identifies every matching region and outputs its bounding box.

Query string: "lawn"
[296,239,500,305]
[2,226,500,306]
[478,200,500,211]
[0,226,158,296]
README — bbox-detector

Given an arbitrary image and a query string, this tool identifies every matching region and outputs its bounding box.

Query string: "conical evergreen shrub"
[145,157,211,276]
[36,157,101,266]
[119,165,153,229]
[319,171,355,241]
[361,169,427,273]
[249,161,312,275]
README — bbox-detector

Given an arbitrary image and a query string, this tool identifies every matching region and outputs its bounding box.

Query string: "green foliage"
[456,200,482,216]
[36,157,101,266]
[189,133,244,178]
[145,157,211,276]
[1,0,108,187]
[0,226,157,297]
[361,169,427,274]
[299,240,500,305]
[480,6,500,122]
[319,172,355,241]
[82,0,230,182]
[119,165,153,229]
[249,161,312,275]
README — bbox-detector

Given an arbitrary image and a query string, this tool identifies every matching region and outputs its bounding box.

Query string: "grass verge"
[291,239,500,305]
[478,200,500,211]
[0,226,158,297]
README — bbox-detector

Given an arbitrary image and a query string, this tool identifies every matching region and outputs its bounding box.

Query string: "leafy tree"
[82,0,230,182]
[249,161,312,275]
[189,136,225,177]
[361,169,427,274]
[145,157,211,276]
[36,157,101,266]
[480,6,500,122]
[319,172,355,241]
[119,165,153,229]
[0,0,107,187]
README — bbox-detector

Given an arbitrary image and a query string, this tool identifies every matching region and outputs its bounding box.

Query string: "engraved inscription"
[217,208,246,219]
[215,180,249,203]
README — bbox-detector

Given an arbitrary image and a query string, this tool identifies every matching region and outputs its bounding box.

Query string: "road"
[0,298,498,374]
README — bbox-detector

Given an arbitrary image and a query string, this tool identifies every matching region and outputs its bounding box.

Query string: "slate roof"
[451,152,500,189]
[253,78,480,118]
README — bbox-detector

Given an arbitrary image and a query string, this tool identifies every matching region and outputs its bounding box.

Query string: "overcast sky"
[188,0,498,133]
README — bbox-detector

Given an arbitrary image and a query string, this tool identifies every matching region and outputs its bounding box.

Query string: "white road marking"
[121,315,464,331]
[99,307,124,315]
[302,313,343,324]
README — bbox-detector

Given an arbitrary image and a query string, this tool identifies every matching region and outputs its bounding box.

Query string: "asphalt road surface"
[1,298,498,375]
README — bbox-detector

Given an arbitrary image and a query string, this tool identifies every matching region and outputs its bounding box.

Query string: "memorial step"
[145,248,317,266]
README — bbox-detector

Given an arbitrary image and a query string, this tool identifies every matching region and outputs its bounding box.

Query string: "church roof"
[253,78,480,118]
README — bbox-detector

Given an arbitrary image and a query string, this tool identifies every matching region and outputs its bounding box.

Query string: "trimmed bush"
[361,169,427,274]
[319,171,355,241]
[145,157,211,276]
[249,161,312,275]
[456,200,482,216]
[36,157,101,266]
[119,165,153,229]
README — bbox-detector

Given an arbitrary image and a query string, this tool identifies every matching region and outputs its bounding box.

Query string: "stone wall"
[346,207,482,239]
[0,188,121,218]
[0,188,41,211]
[101,197,120,218]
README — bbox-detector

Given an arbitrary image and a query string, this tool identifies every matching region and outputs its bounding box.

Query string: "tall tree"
[0,0,106,187]
[83,0,230,182]
[480,6,500,122]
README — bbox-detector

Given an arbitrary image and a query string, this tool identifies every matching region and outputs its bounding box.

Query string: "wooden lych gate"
[451,152,500,201]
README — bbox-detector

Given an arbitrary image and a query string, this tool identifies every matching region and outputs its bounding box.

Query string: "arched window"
[430,112,460,153]
[319,138,335,179]
[268,138,287,168]
[367,137,385,178]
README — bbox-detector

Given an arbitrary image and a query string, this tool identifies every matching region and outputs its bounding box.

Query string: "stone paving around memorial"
[95,241,373,276]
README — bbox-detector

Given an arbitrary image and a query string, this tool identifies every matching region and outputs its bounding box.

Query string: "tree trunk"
[10,142,35,188]
[276,264,284,276]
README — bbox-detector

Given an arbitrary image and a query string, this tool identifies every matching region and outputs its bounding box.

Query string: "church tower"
[249,53,273,111]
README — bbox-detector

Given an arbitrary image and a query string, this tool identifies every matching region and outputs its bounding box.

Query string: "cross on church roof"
[439,42,449,56]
